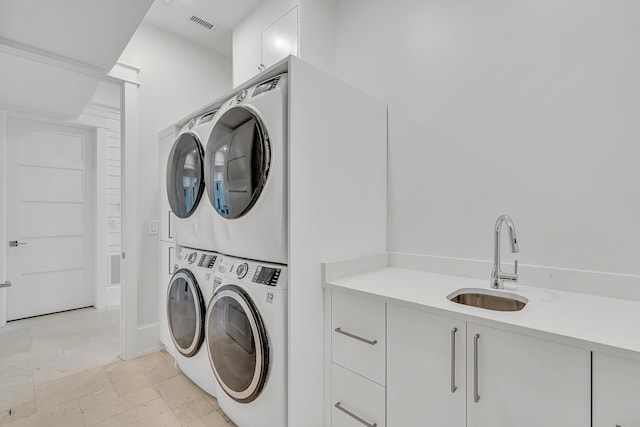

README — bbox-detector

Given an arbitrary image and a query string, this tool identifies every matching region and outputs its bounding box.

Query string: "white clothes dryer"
[166,247,221,397]
[204,74,288,264]
[204,254,287,427]
[166,110,219,251]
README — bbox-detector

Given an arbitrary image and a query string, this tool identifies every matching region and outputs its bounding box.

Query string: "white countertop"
[325,267,640,359]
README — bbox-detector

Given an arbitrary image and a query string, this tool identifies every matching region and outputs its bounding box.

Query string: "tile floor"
[0,307,235,426]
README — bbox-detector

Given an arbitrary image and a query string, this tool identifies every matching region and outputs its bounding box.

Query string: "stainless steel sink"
[447,288,528,312]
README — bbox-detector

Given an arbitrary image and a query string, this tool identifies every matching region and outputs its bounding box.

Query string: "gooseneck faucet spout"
[491,215,519,289]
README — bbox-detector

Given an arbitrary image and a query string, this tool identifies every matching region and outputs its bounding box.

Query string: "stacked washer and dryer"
[163,74,289,427]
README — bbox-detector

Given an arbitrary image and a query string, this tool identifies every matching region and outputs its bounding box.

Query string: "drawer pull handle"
[473,333,480,403]
[450,327,457,393]
[334,327,377,345]
[334,402,377,427]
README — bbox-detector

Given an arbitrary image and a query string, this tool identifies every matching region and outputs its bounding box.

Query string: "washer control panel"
[218,257,284,287]
[252,266,281,286]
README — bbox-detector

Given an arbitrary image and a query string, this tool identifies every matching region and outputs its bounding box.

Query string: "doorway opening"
[0,79,124,406]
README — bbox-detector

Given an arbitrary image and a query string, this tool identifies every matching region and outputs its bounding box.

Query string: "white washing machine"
[204,254,287,427]
[166,110,219,251]
[204,74,288,264]
[166,247,220,397]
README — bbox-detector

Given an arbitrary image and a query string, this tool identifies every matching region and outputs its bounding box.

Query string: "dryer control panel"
[197,253,217,269]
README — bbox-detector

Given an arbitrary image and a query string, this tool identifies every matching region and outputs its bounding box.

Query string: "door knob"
[9,241,27,247]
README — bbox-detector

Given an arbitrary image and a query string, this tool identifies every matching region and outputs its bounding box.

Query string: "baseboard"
[136,321,161,357]
[389,252,640,302]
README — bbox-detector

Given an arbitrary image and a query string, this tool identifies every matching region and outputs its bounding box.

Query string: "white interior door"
[6,117,94,321]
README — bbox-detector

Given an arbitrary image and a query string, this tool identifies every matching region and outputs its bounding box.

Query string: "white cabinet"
[387,305,466,427]
[232,4,299,86]
[385,304,591,427]
[592,352,640,426]
[467,323,590,427]
[261,7,298,71]
[330,290,386,427]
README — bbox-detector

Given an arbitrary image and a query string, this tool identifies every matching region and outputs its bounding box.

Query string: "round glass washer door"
[204,106,270,219]
[167,132,205,218]
[205,285,269,403]
[167,269,205,357]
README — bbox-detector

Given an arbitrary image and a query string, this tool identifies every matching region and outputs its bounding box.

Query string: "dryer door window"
[205,107,270,219]
[205,285,269,403]
[167,133,205,218]
[167,269,205,357]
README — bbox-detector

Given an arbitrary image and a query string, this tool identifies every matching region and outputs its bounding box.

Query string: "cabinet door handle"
[168,246,174,276]
[0,280,11,288]
[473,333,480,403]
[167,211,174,239]
[334,327,377,345]
[334,402,377,427]
[450,327,458,393]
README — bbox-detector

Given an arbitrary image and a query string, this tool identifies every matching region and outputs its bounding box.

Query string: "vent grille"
[190,15,214,30]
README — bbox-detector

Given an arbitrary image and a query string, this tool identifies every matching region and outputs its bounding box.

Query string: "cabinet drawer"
[331,291,386,384]
[332,363,385,427]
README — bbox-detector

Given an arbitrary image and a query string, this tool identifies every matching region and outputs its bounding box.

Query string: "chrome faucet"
[491,215,519,289]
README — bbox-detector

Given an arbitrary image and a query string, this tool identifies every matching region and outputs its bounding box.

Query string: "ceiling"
[0,0,257,118]
[142,0,263,57]
[0,0,155,70]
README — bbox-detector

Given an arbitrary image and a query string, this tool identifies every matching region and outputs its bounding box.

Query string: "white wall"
[334,0,640,292]
[118,23,232,330]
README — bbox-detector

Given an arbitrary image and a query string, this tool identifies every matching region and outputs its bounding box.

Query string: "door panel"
[7,117,94,320]
[21,202,83,237]
[387,305,466,427]
[20,167,83,202]
[18,131,84,168]
[467,324,590,427]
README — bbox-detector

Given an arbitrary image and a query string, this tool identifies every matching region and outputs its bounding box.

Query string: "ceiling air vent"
[190,15,214,30]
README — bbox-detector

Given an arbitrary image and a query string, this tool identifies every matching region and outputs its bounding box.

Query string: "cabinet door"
[593,352,640,427]
[387,305,465,427]
[158,240,175,349]
[261,6,298,70]
[158,129,176,242]
[467,324,590,427]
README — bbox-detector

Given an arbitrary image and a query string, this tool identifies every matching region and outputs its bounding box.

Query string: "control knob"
[235,89,248,104]
[187,252,198,264]
[236,262,249,279]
